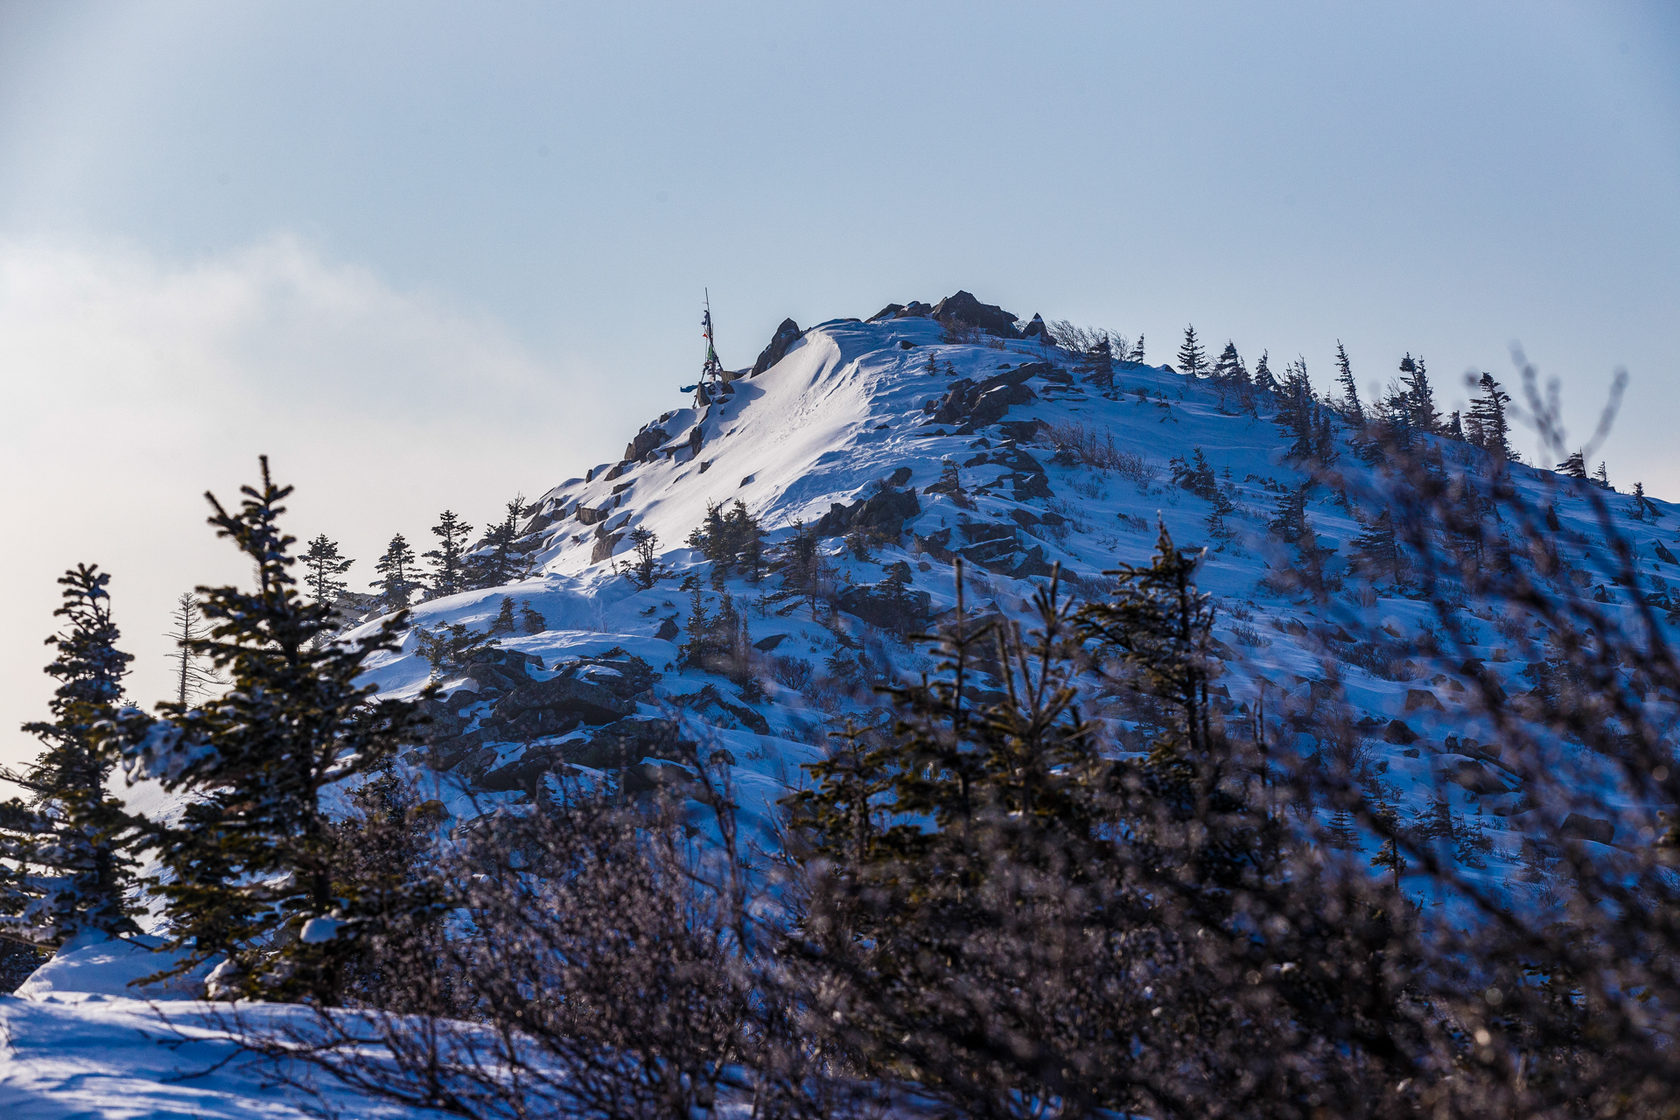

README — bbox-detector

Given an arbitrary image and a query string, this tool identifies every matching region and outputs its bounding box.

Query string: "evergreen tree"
[727,501,764,582]
[1334,340,1364,425]
[1593,461,1611,489]
[626,526,661,589]
[371,534,421,613]
[1080,336,1114,389]
[1314,407,1339,466]
[1127,334,1145,363]
[1465,372,1512,461]
[466,495,533,590]
[0,565,139,947]
[1170,447,1220,501]
[1353,509,1403,585]
[1555,450,1588,480]
[1077,524,1219,774]
[1398,353,1439,434]
[1176,323,1208,378]
[1631,481,1661,521]
[775,521,825,619]
[1277,358,1319,460]
[1212,340,1246,385]
[166,592,221,707]
[1269,483,1311,546]
[1370,800,1407,889]
[301,534,354,623]
[119,459,423,1002]
[424,510,474,599]
[1252,349,1279,395]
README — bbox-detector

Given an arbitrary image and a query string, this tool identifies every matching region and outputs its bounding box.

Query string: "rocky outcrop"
[868,300,932,321]
[814,487,921,540]
[838,571,932,633]
[421,648,665,792]
[750,318,804,376]
[924,364,1050,432]
[931,291,1023,339]
[1021,312,1049,341]
[623,425,670,464]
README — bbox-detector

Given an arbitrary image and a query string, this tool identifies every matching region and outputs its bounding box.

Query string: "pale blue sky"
[2,0,1678,758]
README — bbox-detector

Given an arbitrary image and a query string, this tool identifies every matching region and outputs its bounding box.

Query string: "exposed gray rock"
[814,488,921,540]
[624,426,670,464]
[837,575,931,634]
[501,675,631,726]
[671,684,771,735]
[868,300,932,321]
[591,531,623,563]
[930,291,1023,339]
[1561,812,1615,845]
[751,317,803,376]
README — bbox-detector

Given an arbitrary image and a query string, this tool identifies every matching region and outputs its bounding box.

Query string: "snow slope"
[333,305,1680,874]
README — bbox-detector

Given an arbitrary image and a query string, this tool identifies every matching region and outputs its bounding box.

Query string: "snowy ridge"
[331,306,1679,878]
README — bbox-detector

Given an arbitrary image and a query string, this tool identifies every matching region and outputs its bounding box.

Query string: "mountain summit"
[341,298,1674,859]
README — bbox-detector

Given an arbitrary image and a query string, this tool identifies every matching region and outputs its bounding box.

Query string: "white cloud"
[0,235,618,769]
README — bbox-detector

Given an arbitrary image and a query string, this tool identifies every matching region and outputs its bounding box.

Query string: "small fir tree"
[424,510,474,599]
[372,534,421,613]
[1465,372,1512,461]
[0,565,140,948]
[1176,323,1208,378]
[119,459,424,1003]
[301,533,354,609]
[1353,509,1403,585]
[166,592,221,707]
[1334,340,1364,425]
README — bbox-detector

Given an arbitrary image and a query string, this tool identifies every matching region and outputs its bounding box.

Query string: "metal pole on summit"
[698,289,726,408]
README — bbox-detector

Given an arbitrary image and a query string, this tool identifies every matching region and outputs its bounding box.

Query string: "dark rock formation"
[868,300,933,321]
[750,317,804,376]
[930,291,1024,339]
[837,570,932,634]
[924,364,1048,431]
[671,683,771,735]
[623,425,670,464]
[1021,312,1049,340]
[1561,812,1615,845]
[814,488,921,540]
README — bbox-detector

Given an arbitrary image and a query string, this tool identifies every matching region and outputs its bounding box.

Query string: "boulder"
[1021,312,1049,340]
[591,531,623,563]
[462,647,545,694]
[814,488,921,540]
[577,717,696,769]
[1382,719,1419,745]
[623,425,670,464]
[869,300,932,321]
[926,365,1043,431]
[671,684,771,735]
[930,291,1024,339]
[837,578,932,634]
[1561,812,1615,846]
[500,675,631,725]
[750,317,804,376]
[1403,689,1445,713]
